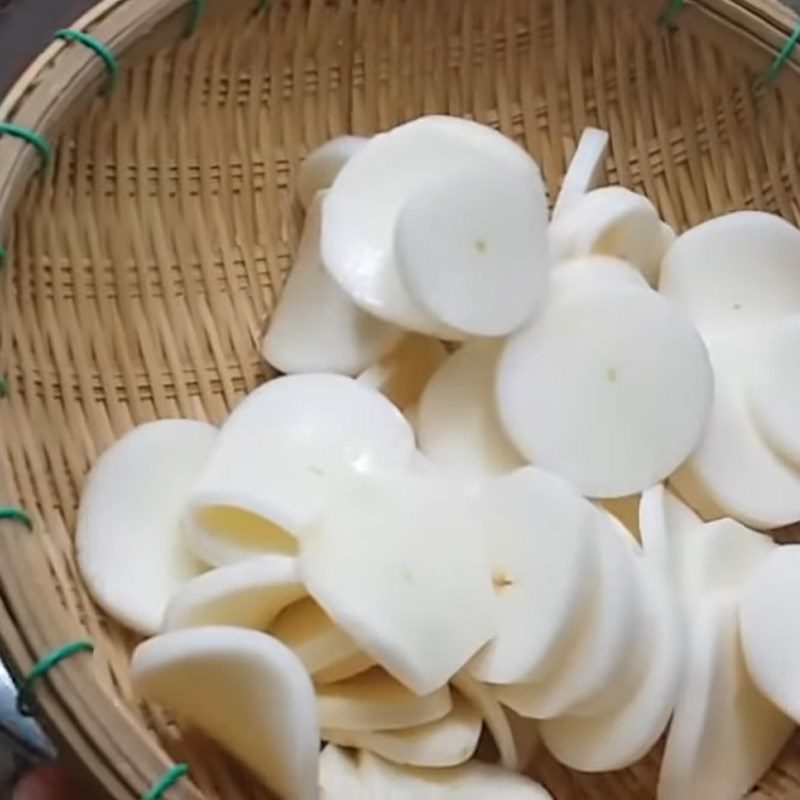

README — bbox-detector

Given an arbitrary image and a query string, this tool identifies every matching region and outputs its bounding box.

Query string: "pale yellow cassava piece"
[1,0,800,798]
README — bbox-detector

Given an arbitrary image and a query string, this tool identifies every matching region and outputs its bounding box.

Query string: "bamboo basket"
[0,0,799,797]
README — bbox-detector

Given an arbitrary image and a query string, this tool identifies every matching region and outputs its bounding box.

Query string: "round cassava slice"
[269,597,372,681]
[494,510,639,720]
[319,745,362,799]
[468,467,596,684]
[395,159,549,337]
[740,545,800,723]
[670,334,800,528]
[551,127,610,219]
[188,374,416,539]
[539,555,683,771]
[297,136,368,208]
[163,555,305,631]
[659,210,800,335]
[316,668,452,731]
[261,194,402,376]
[416,339,524,480]
[746,317,800,469]
[452,671,521,771]
[549,186,673,285]
[322,691,482,768]
[496,281,712,498]
[300,469,497,695]
[357,334,448,411]
[658,595,793,800]
[551,255,649,291]
[131,627,319,800]
[356,751,554,799]
[77,420,217,635]
[321,115,542,337]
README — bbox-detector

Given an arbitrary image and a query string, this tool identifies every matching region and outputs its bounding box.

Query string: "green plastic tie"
[17,640,94,716]
[759,21,800,86]
[54,29,119,90]
[258,0,273,10]
[0,376,7,397]
[0,244,6,268]
[0,507,32,528]
[0,122,52,171]
[142,764,190,800]
[185,0,205,37]
[659,0,685,28]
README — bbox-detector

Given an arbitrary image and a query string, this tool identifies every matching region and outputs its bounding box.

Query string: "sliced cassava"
[163,555,305,631]
[551,127,610,219]
[357,334,448,410]
[321,116,541,337]
[468,467,596,684]
[300,470,496,695]
[659,210,800,334]
[319,745,363,799]
[494,510,639,719]
[322,691,481,768]
[77,420,217,635]
[316,668,452,731]
[549,186,674,285]
[539,555,682,771]
[497,280,713,498]
[261,194,402,376]
[297,136,368,208]
[740,545,800,723]
[189,374,416,538]
[395,159,549,336]
[416,339,524,479]
[552,255,649,291]
[658,595,793,800]
[131,627,319,800]
[270,597,372,680]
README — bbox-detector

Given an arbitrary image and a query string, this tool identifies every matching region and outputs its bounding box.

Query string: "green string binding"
[0,376,8,398]
[185,0,205,38]
[0,243,6,266]
[0,507,32,528]
[142,764,190,800]
[54,29,119,90]
[0,122,52,171]
[759,20,800,86]
[17,640,94,716]
[659,0,685,28]
[258,0,272,10]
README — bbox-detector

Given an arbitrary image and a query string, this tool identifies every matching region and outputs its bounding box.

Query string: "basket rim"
[0,0,799,798]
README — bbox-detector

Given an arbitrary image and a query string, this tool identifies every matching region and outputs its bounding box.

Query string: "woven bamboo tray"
[0,0,800,797]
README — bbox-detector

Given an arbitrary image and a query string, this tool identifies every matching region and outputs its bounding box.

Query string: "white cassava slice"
[131,627,319,800]
[658,595,793,800]
[552,127,610,219]
[77,420,216,635]
[261,194,402,376]
[317,668,452,731]
[357,751,554,799]
[300,470,496,695]
[452,670,521,771]
[494,510,639,719]
[319,745,362,799]
[740,545,800,723]
[469,467,596,684]
[552,255,649,291]
[270,597,372,680]
[189,374,416,537]
[321,116,539,337]
[416,339,524,479]
[497,281,712,498]
[297,136,368,208]
[323,692,481,768]
[395,159,549,336]
[670,334,800,528]
[163,555,305,631]
[746,317,800,469]
[539,556,682,771]
[357,334,448,411]
[659,210,800,335]
[549,186,673,285]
